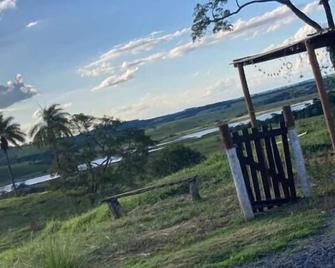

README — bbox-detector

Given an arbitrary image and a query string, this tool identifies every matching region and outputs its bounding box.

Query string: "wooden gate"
[231,121,297,212]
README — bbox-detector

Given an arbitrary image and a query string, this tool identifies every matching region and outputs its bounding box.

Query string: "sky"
[0,0,333,133]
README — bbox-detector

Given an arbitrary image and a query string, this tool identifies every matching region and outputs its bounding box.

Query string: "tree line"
[0,104,204,195]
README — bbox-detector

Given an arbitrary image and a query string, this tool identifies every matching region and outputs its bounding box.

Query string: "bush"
[150,144,205,177]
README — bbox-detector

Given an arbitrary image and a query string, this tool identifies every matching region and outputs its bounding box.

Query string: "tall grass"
[42,237,82,268]
[0,235,84,268]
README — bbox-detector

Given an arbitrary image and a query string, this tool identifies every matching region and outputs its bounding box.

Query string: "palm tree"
[30,104,72,171]
[0,114,25,192]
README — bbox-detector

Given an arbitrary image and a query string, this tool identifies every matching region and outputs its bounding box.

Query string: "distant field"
[0,78,324,183]
[146,93,317,142]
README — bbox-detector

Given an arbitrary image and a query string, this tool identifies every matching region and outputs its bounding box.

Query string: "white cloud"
[91,68,138,91]
[61,102,72,109]
[84,28,189,70]
[110,77,237,120]
[32,108,41,119]
[25,20,39,28]
[0,0,15,13]
[83,1,320,91]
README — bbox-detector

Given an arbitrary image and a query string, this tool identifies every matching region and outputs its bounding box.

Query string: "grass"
[0,115,334,267]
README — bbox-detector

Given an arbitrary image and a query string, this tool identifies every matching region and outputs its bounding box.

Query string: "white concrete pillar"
[219,123,254,220]
[283,106,311,198]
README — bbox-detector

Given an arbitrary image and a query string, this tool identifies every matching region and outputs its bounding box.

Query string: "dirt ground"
[238,210,335,268]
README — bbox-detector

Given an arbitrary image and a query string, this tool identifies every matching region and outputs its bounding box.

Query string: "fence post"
[107,198,124,219]
[219,123,254,220]
[189,176,201,201]
[283,106,311,198]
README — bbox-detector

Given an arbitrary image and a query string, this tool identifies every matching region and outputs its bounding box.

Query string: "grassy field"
[0,115,334,267]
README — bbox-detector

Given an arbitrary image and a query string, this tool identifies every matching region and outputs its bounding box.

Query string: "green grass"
[0,115,334,267]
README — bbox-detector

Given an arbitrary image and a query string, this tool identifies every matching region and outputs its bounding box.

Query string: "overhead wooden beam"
[233,30,335,66]
[236,64,257,127]
[305,40,335,150]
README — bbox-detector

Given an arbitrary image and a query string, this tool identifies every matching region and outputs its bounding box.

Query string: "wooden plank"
[270,130,290,199]
[306,40,335,150]
[252,128,272,203]
[237,64,257,127]
[262,125,281,200]
[280,121,297,199]
[233,131,255,205]
[232,128,283,143]
[252,198,290,210]
[102,176,196,202]
[241,128,262,211]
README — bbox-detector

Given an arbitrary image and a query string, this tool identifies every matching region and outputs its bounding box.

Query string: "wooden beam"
[305,40,335,150]
[102,176,196,202]
[236,64,257,127]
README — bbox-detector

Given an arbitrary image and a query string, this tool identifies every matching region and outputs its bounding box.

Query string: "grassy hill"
[0,116,334,267]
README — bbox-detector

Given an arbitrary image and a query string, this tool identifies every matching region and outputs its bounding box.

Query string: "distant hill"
[124,78,318,130]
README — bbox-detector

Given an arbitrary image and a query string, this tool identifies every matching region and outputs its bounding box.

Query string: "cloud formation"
[110,77,237,120]
[91,68,138,91]
[25,20,39,28]
[81,1,320,91]
[0,0,15,13]
[0,74,38,109]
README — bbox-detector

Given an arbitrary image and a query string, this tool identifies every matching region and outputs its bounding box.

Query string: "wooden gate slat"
[280,121,297,200]
[262,125,282,200]
[233,132,255,204]
[269,129,290,200]
[242,128,262,212]
[251,128,272,204]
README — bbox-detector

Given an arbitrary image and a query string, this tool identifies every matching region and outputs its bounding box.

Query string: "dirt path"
[238,210,335,268]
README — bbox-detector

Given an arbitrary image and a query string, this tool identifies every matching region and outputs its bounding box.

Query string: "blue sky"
[0,0,331,132]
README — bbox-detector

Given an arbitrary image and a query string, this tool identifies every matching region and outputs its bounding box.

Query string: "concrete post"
[283,106,311,198]
[219,123,254,220]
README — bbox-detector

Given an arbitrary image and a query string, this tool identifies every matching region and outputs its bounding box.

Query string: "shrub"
[150,144,205,177]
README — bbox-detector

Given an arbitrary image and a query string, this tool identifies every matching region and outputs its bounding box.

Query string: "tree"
[150,145,205,177]
[0,114,25,192]
[30,104,72,172]
[69,114,154,192]
[192,0,335,67]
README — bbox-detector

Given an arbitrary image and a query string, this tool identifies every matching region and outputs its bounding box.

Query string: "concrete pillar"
[219,123,254,220]
[283,106,311,198]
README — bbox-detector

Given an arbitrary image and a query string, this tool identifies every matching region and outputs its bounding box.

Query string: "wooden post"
[189,177,201,201]
[107,198,124,219]
[305,40,335,150]
[219,123,254,220]
[236,64,257,127]
[283,106,311,198]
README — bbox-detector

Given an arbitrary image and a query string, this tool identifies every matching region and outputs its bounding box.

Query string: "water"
[177,100,313,140]
[0,100,313,193]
